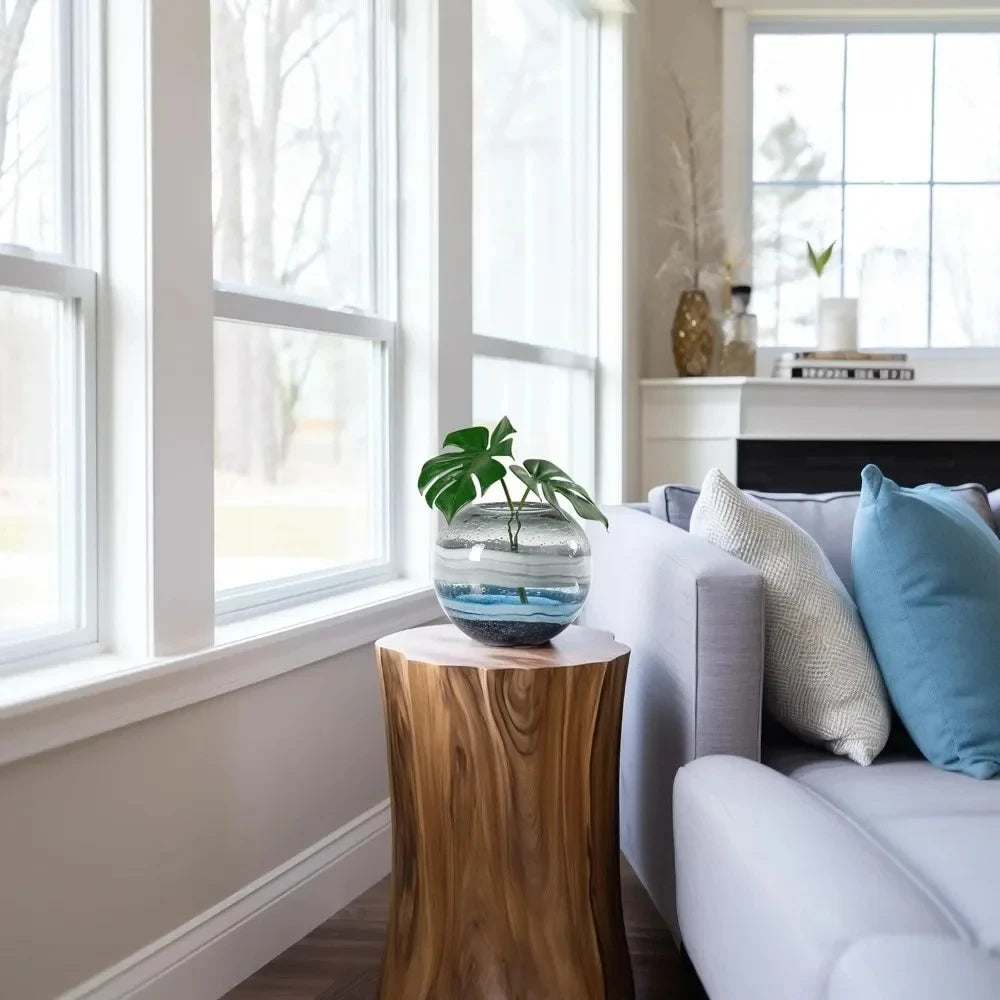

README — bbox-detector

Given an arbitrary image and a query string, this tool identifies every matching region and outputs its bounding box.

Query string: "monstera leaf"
[510,459,608,528]
[417,417,516,523]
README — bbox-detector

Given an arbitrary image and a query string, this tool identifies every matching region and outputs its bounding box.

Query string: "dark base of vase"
[449,617,569,647]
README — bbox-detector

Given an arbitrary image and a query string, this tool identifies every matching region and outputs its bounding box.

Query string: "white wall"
[635,0,722,378]
[0,641,392,1000]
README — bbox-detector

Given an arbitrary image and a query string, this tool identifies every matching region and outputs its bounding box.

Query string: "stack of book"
[772,351,914,382]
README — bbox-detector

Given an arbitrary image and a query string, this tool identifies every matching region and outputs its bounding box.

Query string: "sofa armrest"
[580,506,764,930]
[583,505,764,760]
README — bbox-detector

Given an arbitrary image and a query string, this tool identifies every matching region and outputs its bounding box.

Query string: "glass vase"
[433,502,591,647]
[671,288,715,377]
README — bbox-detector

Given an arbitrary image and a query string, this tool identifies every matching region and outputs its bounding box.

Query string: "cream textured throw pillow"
[690,468,890,765]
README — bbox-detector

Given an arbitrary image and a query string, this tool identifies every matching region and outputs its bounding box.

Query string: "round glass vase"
[433,502,591,647]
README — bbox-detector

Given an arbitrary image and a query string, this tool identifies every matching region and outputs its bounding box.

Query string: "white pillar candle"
[818,298,858,353]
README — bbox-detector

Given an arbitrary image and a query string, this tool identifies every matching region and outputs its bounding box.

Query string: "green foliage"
[417,417,516,523]
[807,240,836,278]
[417,417,608,536]
[510,459,608,529]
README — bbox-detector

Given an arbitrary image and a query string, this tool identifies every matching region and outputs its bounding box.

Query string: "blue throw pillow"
[852,465,1000,778]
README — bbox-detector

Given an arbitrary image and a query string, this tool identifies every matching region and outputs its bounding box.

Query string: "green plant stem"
[499,478,519,549]
[499,477,528,605]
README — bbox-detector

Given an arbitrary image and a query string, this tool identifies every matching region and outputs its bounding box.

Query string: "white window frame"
[716,0,1000,353]
[471,5,602,486]
[0,1,99,667]
[453,1,630,506]
[211,0,400,621]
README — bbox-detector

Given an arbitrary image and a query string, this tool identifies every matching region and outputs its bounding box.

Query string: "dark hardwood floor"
[225,860,705,999]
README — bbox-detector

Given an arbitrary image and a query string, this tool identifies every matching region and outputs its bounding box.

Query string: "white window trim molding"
[715,0,1000,356]
[0,581,440,768]
[471,334,597,373]
[104,0,216,659]
[214,289,396,343]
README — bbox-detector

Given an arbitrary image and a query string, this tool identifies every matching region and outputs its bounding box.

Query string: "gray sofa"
[581,484,1000,1000]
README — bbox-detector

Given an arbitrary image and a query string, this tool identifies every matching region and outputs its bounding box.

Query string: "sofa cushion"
[829,936,1000,1000]
[767,745,1000,951]
[650,481,996,593]
[690,468,889,765]
[853,466,1000,779]
[674,755,963,1000]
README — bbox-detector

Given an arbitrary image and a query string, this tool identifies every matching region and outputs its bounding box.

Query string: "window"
[0,0,627,672]
[210,0,395,616]
[472,0,599,488]
[751,27,1000,349]
[0,1,96,661]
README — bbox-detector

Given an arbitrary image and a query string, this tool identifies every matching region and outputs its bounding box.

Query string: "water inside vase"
[435,582,585,646]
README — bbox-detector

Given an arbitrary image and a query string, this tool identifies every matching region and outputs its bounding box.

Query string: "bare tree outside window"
[211,0,382,593]
[471,0,598,495]
[0,0,68,632]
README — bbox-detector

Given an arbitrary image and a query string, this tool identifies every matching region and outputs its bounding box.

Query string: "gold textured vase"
[671,289,714,377]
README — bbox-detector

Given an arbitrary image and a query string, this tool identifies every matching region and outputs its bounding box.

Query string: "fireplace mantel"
[640,377,1000,495]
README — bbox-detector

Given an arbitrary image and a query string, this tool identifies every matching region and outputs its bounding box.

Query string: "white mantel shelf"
[640,377,1000,494]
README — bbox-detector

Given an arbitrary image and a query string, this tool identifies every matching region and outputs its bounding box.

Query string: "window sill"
[0,579,440,767]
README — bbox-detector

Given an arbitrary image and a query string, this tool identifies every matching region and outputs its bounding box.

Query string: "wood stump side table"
[375,625,634,1000]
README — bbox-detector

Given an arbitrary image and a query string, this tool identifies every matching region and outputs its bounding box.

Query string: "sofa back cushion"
[651,482,996,593]
[853,466,1000,779]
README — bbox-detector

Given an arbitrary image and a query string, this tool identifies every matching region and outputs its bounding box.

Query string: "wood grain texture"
[375,625,634,1000]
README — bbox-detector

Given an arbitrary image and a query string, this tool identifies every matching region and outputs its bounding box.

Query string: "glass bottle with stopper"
[719,284,758,377]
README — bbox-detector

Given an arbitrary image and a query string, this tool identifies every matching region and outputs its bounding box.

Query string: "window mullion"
[927,32,938,347]
[396,0,473,581]
[839,34,847,298]
[106,0,215,657]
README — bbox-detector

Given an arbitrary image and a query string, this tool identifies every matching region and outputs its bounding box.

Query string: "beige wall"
[635,0,723,377]
[0,643,388,1000]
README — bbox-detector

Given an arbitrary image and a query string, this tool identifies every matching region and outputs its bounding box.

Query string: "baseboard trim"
[60,800,391,1000]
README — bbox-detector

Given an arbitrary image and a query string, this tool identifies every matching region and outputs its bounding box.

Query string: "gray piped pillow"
[651,481,996,593]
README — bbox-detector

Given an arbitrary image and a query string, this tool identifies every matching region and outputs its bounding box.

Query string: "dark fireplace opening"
[736,440,1000,494]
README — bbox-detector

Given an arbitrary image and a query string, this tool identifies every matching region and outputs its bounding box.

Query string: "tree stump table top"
[378,622,628,670]
[375,624,634,1000]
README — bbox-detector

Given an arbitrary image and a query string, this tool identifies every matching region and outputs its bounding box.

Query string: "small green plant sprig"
[807,240,836,278]
[417,416,608,553]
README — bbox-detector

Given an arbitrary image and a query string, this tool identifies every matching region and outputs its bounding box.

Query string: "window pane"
[931,185,1000,347]
[753,35,844,184]
[934,35,1000,182]
[0,291,76,638]
[473,0,596,352]
[753,184,842,346]
[844,186,929,348]
[211,0,372,310]
[473,357,595,496]
[0,0,60,254]
[845,34,933,182]
[214,321,381,593]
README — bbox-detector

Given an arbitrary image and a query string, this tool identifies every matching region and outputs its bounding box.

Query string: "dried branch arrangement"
[655,74,725,292]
